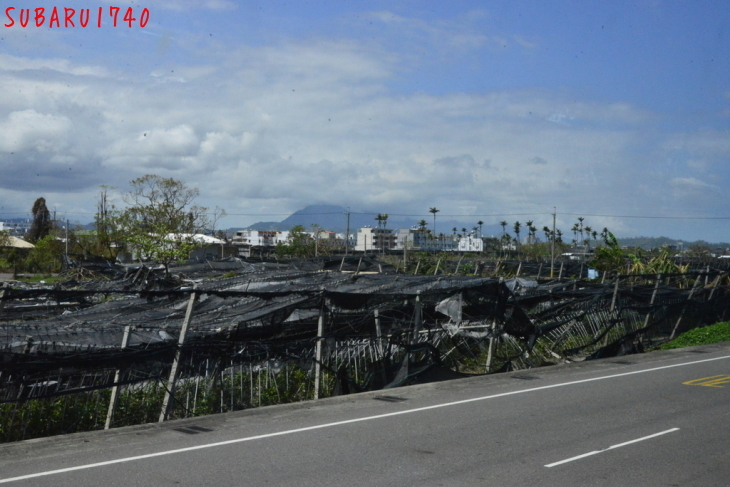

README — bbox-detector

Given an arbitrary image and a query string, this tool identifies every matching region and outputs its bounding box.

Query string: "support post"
[558,261,564,280]
[708,273,722,301]
[374,308,383,358]
[550,207,556,278]
[642,274,661,329]
[159,289,198,422]
[0,285,6,315]
[105,325,132,429]
[454,255,463,274]
[670,277,701,340]
[413,291,422,337]
[403,240,408,273]
[610,278,620,312]
[486,318,497,373]
[313,305,325,400]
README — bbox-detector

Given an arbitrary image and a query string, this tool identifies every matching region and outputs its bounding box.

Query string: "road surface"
[1,343,729,486]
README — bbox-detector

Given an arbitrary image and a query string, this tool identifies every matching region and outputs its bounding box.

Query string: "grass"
[659,321,730,350]
[15,274,67,284]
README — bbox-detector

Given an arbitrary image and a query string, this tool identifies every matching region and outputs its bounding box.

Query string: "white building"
[355,227,396,252]
[232,230,278,247]
[457,236,484,252]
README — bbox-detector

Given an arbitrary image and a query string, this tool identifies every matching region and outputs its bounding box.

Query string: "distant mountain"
[245,205,506,236]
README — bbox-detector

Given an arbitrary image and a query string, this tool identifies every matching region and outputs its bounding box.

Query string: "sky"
[1,0,730,241]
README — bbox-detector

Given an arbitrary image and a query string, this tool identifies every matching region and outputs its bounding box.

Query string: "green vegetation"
[275,224,316,258]
[659,321,730,350]
[120,175,223,276]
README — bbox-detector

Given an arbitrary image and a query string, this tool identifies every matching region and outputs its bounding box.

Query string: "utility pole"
[344,207,350,256]
[65,219,69,256]
[550,207,556,278]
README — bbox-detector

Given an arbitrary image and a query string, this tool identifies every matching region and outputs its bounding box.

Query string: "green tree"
[28,197,53,243]
[120,175,216,276]
[276,225,315,258]
[25,235,64,273]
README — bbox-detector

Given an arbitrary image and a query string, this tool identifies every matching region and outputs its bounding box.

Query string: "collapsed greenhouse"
[1,256,728,442]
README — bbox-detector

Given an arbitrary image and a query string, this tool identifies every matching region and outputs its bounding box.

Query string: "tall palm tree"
[429,207,440,235]
[418,219,428,232]
[513,221,522,258]
[477,220,484,238]
[500,220,507,237]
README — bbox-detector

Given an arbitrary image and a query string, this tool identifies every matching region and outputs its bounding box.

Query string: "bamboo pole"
[105,325,132,429]
[159,289,198,422]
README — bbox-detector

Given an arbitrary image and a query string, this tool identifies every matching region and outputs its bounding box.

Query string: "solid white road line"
[544,428,681,467]
[1,354,728,484]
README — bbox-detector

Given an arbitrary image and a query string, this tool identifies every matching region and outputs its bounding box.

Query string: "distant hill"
[617,236,730,250]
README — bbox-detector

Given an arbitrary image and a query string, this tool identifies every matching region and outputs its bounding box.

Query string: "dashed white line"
[545,428,681,467]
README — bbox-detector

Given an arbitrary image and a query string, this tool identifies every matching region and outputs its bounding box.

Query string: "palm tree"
[418,219,428,232]
[543,225,552,242]
[477,220,484,238]
[429,207,440,235]
[584,225,593,250]
[500,221,507,237]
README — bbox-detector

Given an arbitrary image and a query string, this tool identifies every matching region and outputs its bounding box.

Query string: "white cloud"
[0,34,728,241]
[0,110,72,152]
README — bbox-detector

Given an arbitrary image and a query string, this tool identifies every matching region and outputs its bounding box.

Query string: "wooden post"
[670,277,701,340]
[454,255,463,274]
[355,256,362,275]
[339,255,345,272]
[642,274,661,329]
[105,325,132,429]
[558,261,564,280]
[708,273,722,301]
[313,306,325,400]
[537,262,542,279]
[403,240,408,273]
[414,260,420,275]
[159,290,198,422]
[515,262,522,278]
[486,319,497,373]
[374,309,383,358]
[434,258,442,275]
[414,291,422,337]
[610,278,620,312]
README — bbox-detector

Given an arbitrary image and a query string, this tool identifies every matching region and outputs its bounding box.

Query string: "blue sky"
[1,0,730,241]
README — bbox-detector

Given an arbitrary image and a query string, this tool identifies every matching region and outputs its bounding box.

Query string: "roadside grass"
[659,321,730,350]
[15,274,67,284]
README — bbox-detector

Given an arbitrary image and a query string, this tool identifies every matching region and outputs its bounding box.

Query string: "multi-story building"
[355,227,396,252]
[232,230,278,247]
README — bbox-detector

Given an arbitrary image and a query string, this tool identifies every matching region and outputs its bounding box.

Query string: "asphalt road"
[1,343,729,487]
